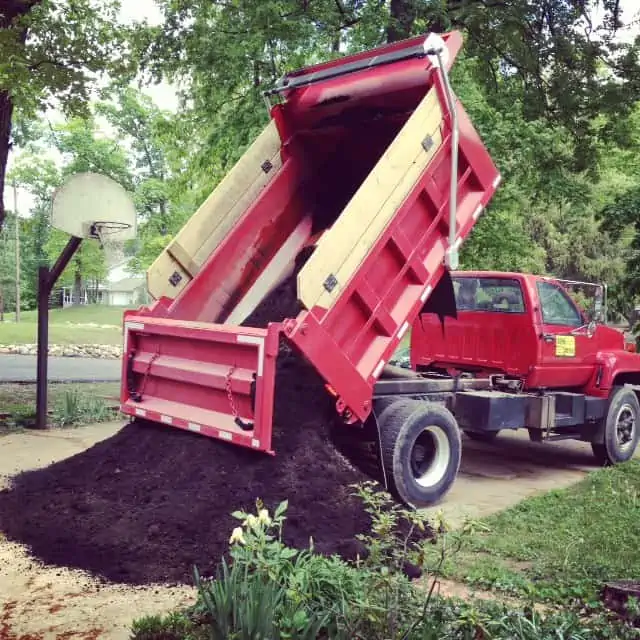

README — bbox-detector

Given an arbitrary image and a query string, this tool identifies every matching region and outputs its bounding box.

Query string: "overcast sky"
[6,0,640,218]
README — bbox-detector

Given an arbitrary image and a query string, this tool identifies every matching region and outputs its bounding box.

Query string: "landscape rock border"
[0,344,122,359]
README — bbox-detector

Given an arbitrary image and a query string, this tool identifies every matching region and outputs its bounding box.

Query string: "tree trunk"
[0,0,42,231]
[74,257,82,305]
[386,0,417,43]
[0,89,13,232]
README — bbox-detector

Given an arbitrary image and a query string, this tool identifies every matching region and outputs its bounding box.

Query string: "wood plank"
[225,216,312,325]
[173,120,282,269]
[298,87,444,310]
[313,125,443,310]
[147,253,191,300]
[147,120,282,300]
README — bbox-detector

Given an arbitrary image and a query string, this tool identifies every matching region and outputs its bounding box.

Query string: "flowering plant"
[228,499,299,581]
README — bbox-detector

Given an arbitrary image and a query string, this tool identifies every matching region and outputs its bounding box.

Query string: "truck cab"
[409,271,640,464]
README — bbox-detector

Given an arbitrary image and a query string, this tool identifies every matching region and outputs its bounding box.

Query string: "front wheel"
[591,387,640,466]
[378,399,461,508]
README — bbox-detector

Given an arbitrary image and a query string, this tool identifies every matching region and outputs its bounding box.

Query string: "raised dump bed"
[121,31,500,505]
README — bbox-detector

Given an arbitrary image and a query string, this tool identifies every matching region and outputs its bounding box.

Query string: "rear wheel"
[464,430,500,443]
[591,387,640,465]
[378,399,461,508]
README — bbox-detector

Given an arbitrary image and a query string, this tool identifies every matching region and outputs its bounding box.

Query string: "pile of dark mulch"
[0,270,382,586]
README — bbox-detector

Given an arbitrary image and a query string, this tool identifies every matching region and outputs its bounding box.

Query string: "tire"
[378,398,462,508]
[464,430,501,443]
[591,386,640,466]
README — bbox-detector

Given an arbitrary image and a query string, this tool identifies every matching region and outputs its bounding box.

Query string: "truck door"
[535,280,594,387]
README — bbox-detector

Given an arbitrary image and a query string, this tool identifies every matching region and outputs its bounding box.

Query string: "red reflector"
[626,343,637,353]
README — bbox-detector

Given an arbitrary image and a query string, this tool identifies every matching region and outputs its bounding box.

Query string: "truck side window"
[537,281,582,327]
[453,278,525,313]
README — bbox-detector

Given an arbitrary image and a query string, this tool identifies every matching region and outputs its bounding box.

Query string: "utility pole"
[12,180,20,323]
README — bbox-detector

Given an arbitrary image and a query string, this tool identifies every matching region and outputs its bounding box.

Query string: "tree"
[0,0,132,229]
[96,86,198,272]
[10,115,134,303]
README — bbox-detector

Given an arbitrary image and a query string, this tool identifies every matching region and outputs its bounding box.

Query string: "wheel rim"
[409,426,450,488]
[615,403,637,453]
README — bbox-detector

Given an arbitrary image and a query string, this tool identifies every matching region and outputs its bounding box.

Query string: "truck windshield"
[453,277,525,313]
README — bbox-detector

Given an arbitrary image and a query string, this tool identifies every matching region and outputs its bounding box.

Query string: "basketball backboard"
[51,172,137,241]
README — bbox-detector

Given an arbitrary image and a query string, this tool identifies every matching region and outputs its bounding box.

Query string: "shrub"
[132,485,640,640]
[52,388,118,426]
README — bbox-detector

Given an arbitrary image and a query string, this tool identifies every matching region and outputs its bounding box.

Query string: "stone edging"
[0,344,123,359]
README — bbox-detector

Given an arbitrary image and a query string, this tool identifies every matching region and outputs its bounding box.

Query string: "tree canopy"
[5,0,640,321]
[0,0,132,228]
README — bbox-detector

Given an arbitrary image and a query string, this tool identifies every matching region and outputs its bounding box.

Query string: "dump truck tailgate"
[121,316,280,452]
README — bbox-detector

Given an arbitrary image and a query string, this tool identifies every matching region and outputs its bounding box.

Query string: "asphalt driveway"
[0,354,120,382]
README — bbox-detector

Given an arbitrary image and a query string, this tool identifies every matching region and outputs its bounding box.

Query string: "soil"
[0,418,609,638]
[0,274,379,586]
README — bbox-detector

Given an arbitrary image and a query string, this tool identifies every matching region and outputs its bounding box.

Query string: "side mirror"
[587,320,597,337]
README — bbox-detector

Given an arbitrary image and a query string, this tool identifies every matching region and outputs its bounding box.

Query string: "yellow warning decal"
[555,335,576,357]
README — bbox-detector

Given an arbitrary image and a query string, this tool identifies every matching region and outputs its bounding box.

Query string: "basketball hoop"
[51,173,137,271]
[51,173,137,243]
[88,221,132,238]
[89,221,134,269]
[33,172,138,431]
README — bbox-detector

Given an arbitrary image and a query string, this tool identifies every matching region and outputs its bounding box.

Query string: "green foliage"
[7,0,640,313]
[1,0,130,121]
[52,388,117,427]
[130,612,202,640]
[430,462,640,606]
[132,484,640,640]
[0,0,137,227]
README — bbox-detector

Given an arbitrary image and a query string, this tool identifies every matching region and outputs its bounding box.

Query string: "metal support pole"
[35,236,83,429]
[35,266,49,430]
[12,181,20,322]
[426,43,459,269]
[436,50,460,270]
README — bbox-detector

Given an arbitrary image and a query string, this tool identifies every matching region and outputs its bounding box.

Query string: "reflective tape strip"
[237,335,265,376]
[397,321,410,340]
[187,422,201,433]
[135,408,146,417]
[124,321,144,353]
[373,359,386,379]
[420,284,433,303]
[160,414,172,424]
[251,439,260,448]
[472,204,484,220]
[219,431,233,442]
[492,174,502,189]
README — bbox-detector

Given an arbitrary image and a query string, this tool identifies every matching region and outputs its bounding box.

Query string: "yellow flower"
[229,527,245,545]
[245,514,259,529]
[258,509,272,525]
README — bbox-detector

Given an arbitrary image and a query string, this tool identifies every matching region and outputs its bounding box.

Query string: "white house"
[60,260,147,307]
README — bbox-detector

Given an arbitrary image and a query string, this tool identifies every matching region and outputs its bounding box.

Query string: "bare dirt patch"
[0,540,194,640]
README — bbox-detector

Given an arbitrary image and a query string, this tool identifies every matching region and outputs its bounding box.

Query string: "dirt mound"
[0,349,377,585]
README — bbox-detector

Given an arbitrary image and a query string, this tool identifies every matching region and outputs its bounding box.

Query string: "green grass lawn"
[0,381,121,431]
[0,304,131,345]
[434,462,640,606]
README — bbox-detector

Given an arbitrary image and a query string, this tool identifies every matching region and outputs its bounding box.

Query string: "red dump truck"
[408,272,640,464]
[120,31,503,508]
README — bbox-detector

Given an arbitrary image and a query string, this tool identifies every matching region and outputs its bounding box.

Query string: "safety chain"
[225,364,240,420]
[225,364,254,431]
[138,350,160,401]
